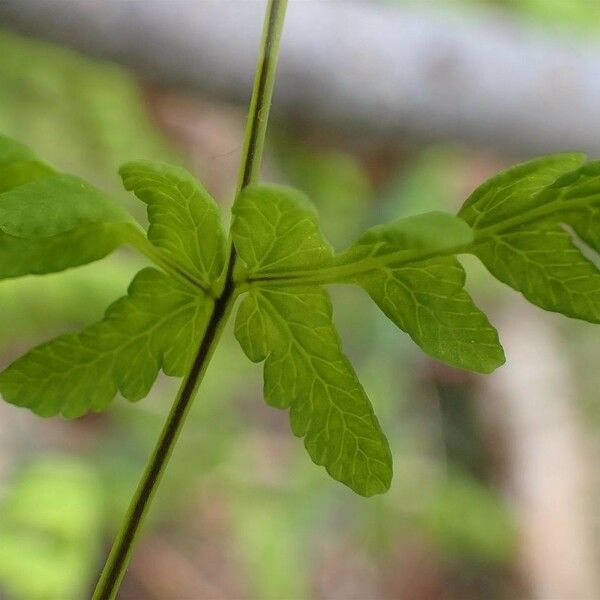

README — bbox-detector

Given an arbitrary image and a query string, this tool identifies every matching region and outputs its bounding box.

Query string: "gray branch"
[2,0,600,156]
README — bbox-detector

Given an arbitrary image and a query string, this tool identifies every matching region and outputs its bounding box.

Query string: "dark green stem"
[91,2,287,598]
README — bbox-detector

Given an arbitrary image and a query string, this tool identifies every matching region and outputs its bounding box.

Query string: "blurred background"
[0,1,598,598]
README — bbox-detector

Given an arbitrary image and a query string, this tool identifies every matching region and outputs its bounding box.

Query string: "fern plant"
[0,1,598,597]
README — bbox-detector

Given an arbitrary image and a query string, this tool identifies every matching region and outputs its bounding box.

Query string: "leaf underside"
[0,268,211,418]
[120,161,227,289]
[355,256,505,373]
[232,183,334,278]
[235,285,392,496]
[460,154,600,322]
[337,212,505,373]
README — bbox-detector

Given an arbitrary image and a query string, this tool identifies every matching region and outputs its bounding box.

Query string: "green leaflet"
[0,173,130,237]
[460,155,600,322]
[336,213,504,373]
[235,286,392,496]
[353,257,505,373]
[0,135,137,279]
[0,223,132,280]
[459,153,586,228]
[120,161,227,291]
[0,174,136,279]
[232,184,333,279]
[0,268,211,418]
[537,160,600,254]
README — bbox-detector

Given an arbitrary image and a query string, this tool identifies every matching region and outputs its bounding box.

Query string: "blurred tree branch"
[1,1,600,156]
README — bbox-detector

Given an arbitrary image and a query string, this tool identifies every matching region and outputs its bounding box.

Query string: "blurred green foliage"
[0,458,102,599]
[422,468,515,564]
[271,129,372,248]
